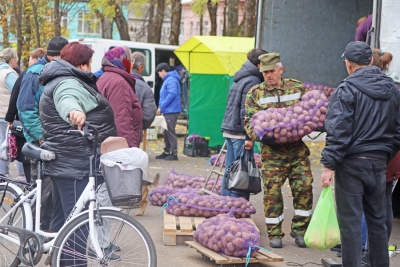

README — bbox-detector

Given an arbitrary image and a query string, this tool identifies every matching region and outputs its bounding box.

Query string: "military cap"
[259,53,280,72]
[342,41,372,65]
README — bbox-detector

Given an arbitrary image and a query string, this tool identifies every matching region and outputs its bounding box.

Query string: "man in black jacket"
[220,48,267,199]
[321,41,400,267]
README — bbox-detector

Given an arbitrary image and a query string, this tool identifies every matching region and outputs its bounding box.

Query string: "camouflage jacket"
[244,78,310,159]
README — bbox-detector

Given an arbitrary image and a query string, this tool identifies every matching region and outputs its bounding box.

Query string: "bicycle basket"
[102,165,143,206]
[100,147,148,206]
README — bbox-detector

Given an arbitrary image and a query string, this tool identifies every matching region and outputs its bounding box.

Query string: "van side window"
[108,46,151,77]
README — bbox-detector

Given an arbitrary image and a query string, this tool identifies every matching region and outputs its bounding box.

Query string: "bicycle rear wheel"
[51,209,157,267]
[0,185,28,267]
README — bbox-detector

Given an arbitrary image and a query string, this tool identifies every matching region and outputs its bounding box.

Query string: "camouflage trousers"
[261,155,313,239]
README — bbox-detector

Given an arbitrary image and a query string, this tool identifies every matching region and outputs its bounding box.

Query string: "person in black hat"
[320,41,400,267]
[16,36,69,231]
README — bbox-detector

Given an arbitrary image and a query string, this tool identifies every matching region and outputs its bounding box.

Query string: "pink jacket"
[97,66,143,147]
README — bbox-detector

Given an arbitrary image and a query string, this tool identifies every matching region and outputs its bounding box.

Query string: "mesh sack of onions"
[148,186,199,206]
[250,90,329,143]
[304,82,336,100]
[165,193,256,218]
[193,212,260,257]
[164,168,222,194]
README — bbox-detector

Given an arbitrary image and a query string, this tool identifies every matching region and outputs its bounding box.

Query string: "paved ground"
[131,133,400,267]
[7,129,400,266]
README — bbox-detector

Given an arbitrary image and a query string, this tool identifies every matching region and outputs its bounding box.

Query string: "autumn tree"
[207,0,218,36]
[89,0,130,40]
[0,1,10,47]
[227,0,239,36]
[243,0,256,37]
[169,0,181,45]
[147,0,165,43]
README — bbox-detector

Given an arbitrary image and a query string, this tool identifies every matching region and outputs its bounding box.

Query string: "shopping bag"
[225,147,262,194]
[304,186,340,250]
[0,126,10,161]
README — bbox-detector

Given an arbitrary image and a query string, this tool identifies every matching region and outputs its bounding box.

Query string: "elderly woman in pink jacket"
[97,46,143,148]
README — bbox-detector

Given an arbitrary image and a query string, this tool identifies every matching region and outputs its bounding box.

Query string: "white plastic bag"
[0,126,10,161]
[100,147,148,172]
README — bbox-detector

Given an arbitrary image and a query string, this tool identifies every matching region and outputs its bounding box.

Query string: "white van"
[70,38,179,90]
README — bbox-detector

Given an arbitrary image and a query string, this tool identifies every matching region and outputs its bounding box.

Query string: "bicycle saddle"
[22,143,56,161]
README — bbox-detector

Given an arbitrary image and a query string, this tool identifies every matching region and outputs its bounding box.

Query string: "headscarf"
[101,46,131,73]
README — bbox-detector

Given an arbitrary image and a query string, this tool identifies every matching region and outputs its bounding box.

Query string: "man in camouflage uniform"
[244,53,313,248]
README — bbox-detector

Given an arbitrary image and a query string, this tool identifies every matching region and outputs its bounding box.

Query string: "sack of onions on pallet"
[250,89,329,144]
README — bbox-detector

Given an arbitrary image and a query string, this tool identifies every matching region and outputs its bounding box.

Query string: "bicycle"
[0,123,157,266]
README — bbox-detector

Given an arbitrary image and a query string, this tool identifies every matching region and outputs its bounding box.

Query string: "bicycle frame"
[0,174,105,258]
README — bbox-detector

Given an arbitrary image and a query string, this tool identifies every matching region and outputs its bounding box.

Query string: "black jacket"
[221,60,263,137]
[39,59,117,179]
[321,66,400,170]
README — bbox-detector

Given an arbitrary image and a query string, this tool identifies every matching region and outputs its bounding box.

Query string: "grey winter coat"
[221,60,264,136]
[131,70,157,130]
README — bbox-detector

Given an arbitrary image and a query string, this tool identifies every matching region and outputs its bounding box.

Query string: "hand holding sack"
[225,147,262,194]
[304,186,340,250]
[250,89,329,143]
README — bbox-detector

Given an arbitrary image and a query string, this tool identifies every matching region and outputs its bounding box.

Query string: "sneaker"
[290,232,306,248]
[269,237,282,248]
[361,250,370,267]
[155,152,170,159]
[88,244,120,261]
[164,153,178,161]
[108,242,121,252]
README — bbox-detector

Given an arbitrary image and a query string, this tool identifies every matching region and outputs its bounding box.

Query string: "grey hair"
[131,52,146,70]
[0,48,17,63]
[276,62,283,69]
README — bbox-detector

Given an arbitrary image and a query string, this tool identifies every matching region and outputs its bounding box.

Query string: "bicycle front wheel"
[51,209,157,267]
[0,185,28,267]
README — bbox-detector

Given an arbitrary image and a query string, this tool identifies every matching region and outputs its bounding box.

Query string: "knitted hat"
[47,36,69,56]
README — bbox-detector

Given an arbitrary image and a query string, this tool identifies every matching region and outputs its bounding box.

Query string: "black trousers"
[50,177,89,266]
[163,113,179,154]
[335,158,389,267]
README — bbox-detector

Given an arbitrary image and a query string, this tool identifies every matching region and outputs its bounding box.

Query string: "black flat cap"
[342,41,372,65]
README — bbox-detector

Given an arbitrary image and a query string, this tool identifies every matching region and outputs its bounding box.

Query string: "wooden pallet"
[186,241,284,265]
[163,211,259,246]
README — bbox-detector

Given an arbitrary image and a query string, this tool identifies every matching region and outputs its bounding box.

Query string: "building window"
[196,22,200,35]
[204,21,209,35]
[180,23,184,36]
[61,11,68,28]
[77,11,100,35]
[219,20,223,36]
[190,22,194,36]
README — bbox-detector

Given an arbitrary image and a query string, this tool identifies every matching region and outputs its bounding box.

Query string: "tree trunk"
[147,0,156,42]
[54,0,61,36]
[102,17,113,39]
[207,0,218,36]
[169,0,181,45]
[244,0,256,37]
[0,4,9,48]
[199,14,203,35]
[29,0,40,47]
[14,0,23,65]
[227,0,239,36]
[149,0,165,44]
[222,0,227,36]
[23,3,32,68]
[114,4,130,40]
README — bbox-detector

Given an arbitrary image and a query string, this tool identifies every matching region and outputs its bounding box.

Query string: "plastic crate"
[183,136,209,157]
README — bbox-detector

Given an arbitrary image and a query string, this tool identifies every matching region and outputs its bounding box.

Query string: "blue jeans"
[220,137,250,200]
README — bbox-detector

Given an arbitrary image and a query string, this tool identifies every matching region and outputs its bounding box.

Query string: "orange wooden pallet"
[162,211,258,246]
[185,241,284,265]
